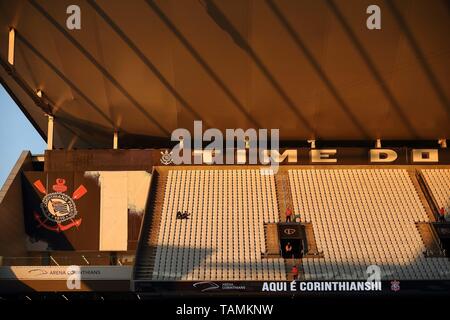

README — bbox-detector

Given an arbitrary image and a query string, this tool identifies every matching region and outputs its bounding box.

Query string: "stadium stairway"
[275,172,304,280]
[408,170,445,256]
[264,223,281,257]
[302,223,322,257]
[416,223,445,257]
[133,170,167,280]
[416,170,444,220]
[275,173,293,222]
[408,170,436,221]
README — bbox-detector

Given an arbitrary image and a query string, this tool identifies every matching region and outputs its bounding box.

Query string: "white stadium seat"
[153,169,285,281]
[289,169,450,280]
[422,169,450,215]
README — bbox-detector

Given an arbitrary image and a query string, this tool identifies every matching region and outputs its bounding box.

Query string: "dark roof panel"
[0,0,449,148]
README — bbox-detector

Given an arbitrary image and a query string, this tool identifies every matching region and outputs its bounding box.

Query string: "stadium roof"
[0,0,449,148]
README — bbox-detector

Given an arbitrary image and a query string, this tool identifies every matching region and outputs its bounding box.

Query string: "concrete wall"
[0,151,33,258]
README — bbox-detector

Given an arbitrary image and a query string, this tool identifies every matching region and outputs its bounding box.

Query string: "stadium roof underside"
[0,0,449,149]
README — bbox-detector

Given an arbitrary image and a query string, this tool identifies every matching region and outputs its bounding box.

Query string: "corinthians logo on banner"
[283,228,297,236]
[32,178,87,232]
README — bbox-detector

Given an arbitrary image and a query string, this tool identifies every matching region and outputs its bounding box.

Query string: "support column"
[8,28,15,65]
[113,131,118,149]
[307,139,316,149]
[47,115,54,150]
[375,139,382,148]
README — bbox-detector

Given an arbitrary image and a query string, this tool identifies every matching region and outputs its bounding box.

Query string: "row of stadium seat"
[422,169,450,215]
[152,169,285,280]
[291,169,428,223]
[148,167,448,281]
[289,169,450,280]
[302,257,450,280]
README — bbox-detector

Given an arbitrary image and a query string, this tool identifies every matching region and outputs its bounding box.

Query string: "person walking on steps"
[285,207,293,223]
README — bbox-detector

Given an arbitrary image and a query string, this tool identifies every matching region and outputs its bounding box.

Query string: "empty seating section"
[421,169,450,215]
[289,169,450,280]
[153,169,285,280]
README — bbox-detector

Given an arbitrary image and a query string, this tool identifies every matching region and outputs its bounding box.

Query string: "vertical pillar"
[113,131,118,149]
[375,139,382,149]
[47,115,54,150]
[8,28,15,65]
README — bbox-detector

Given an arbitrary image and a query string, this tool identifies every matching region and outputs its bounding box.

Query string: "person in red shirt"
[291,265,299,280]
[285,207,293,222]
[439,207,446,222]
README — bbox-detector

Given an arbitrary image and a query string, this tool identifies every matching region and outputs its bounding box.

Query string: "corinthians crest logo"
[390,280,400,292]
[283,228,296,236]
[160,150,173,165]
[33,178,87,232]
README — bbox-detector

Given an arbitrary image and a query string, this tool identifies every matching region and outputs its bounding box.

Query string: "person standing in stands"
[291,265,299,280]
[285,207,293,222]
[285,242,293,259]
[439,207,446,222]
